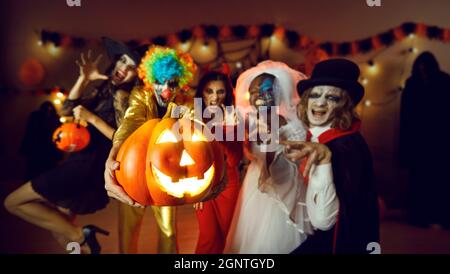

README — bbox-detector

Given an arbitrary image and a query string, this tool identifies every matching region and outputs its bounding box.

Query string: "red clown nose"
[161,89,171,100]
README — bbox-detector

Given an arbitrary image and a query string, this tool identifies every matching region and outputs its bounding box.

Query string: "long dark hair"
[96,55,141,99]
[195,71,234,110]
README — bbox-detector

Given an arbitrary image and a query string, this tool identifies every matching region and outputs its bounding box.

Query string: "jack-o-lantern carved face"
[146,118,221,204]
[52,122,90,152]
[116,118,225,206]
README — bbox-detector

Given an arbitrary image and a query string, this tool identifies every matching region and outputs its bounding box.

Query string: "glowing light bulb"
[408,33,415,39]
[180,42,190,52]
[60,117,67,123]
[53,99,62,105]
[365,100,372,107]
[362,78,369,86]
[56,92,64,98]
[37,40,43,46]
[367,61,378,75]
[48,44,60,56]
[236,62,242,69]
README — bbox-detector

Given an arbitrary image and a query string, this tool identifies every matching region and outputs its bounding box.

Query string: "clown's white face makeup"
[307,85,343,127]
[203,80,226,107]
[153,79,179,107]
[111,54,137,85]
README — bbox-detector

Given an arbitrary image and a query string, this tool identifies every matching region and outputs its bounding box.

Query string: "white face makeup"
[111,54,137,85]
[307,85,343,127]
[153,78,179,107]
[203,80,226,107]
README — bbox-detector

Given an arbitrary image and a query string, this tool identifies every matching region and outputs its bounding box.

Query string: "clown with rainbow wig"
[104,45,197,254]
[138,46,196,108]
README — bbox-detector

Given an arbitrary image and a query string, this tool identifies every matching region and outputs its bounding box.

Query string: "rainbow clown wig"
[138,46,197,91]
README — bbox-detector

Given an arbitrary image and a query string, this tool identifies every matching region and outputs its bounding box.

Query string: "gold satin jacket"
[113,86,192,144]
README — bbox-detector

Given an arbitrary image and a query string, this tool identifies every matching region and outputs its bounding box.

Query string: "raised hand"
[75,50,108,82]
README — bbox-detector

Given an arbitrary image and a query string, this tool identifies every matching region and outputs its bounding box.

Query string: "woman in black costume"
[4,38,144,254]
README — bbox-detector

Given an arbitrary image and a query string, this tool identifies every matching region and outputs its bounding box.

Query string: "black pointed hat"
[101,37,148,65]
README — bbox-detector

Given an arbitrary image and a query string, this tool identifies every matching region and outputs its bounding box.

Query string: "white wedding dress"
[224,123,338,254]
[224,61,339,254]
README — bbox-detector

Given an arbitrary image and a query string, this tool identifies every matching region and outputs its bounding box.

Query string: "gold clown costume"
[113,46,196,253]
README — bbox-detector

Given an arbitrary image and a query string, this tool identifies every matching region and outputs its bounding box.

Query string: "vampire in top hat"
[297,59,365,105]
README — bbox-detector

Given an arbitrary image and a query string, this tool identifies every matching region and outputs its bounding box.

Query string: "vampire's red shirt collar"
[306,120,361,144]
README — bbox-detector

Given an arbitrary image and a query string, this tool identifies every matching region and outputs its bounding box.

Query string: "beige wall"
[1,0,449,206]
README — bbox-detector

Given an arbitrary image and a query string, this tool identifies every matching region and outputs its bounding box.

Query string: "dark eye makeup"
[168,80,178,88]
[310,93,321,99]
[326,95,341,102]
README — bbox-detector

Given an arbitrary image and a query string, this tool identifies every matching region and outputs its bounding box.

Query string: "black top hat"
[297,59,365,105]
[101,37,148,66]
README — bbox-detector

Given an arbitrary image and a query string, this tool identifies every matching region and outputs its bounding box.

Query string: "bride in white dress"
[224,61,339,254]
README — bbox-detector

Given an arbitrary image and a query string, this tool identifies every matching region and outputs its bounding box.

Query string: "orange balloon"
[52,123,91,152]
[19,58,45,87]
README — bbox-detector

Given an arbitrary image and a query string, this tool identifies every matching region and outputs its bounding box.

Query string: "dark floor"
[1,180,450,254]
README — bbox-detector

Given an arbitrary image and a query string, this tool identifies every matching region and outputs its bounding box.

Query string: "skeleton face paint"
[249,76,275,107]
[153,79,179,107]
[111,54,137,85]
[307,85,343,127]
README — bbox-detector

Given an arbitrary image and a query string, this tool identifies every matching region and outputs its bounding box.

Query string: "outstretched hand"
[76,50,108,82]
[281,141,332,177]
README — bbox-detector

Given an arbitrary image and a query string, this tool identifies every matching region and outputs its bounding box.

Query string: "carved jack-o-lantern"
[52,122,90,152]
[116,118,225,206]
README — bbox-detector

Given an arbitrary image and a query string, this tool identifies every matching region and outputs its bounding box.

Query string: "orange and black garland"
[38,22,450,56]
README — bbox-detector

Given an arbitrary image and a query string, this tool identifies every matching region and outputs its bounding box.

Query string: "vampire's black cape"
[292,132,380,254]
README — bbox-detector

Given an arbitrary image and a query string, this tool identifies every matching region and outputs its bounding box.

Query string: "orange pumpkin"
[52,122,90,152]
[116,118,225,206]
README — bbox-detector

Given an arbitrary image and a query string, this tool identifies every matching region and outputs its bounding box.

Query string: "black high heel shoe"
[81,225,110,254]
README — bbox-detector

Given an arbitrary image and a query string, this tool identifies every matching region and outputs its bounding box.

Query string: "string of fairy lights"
[32,22,450,112]
[359,33,420,112]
